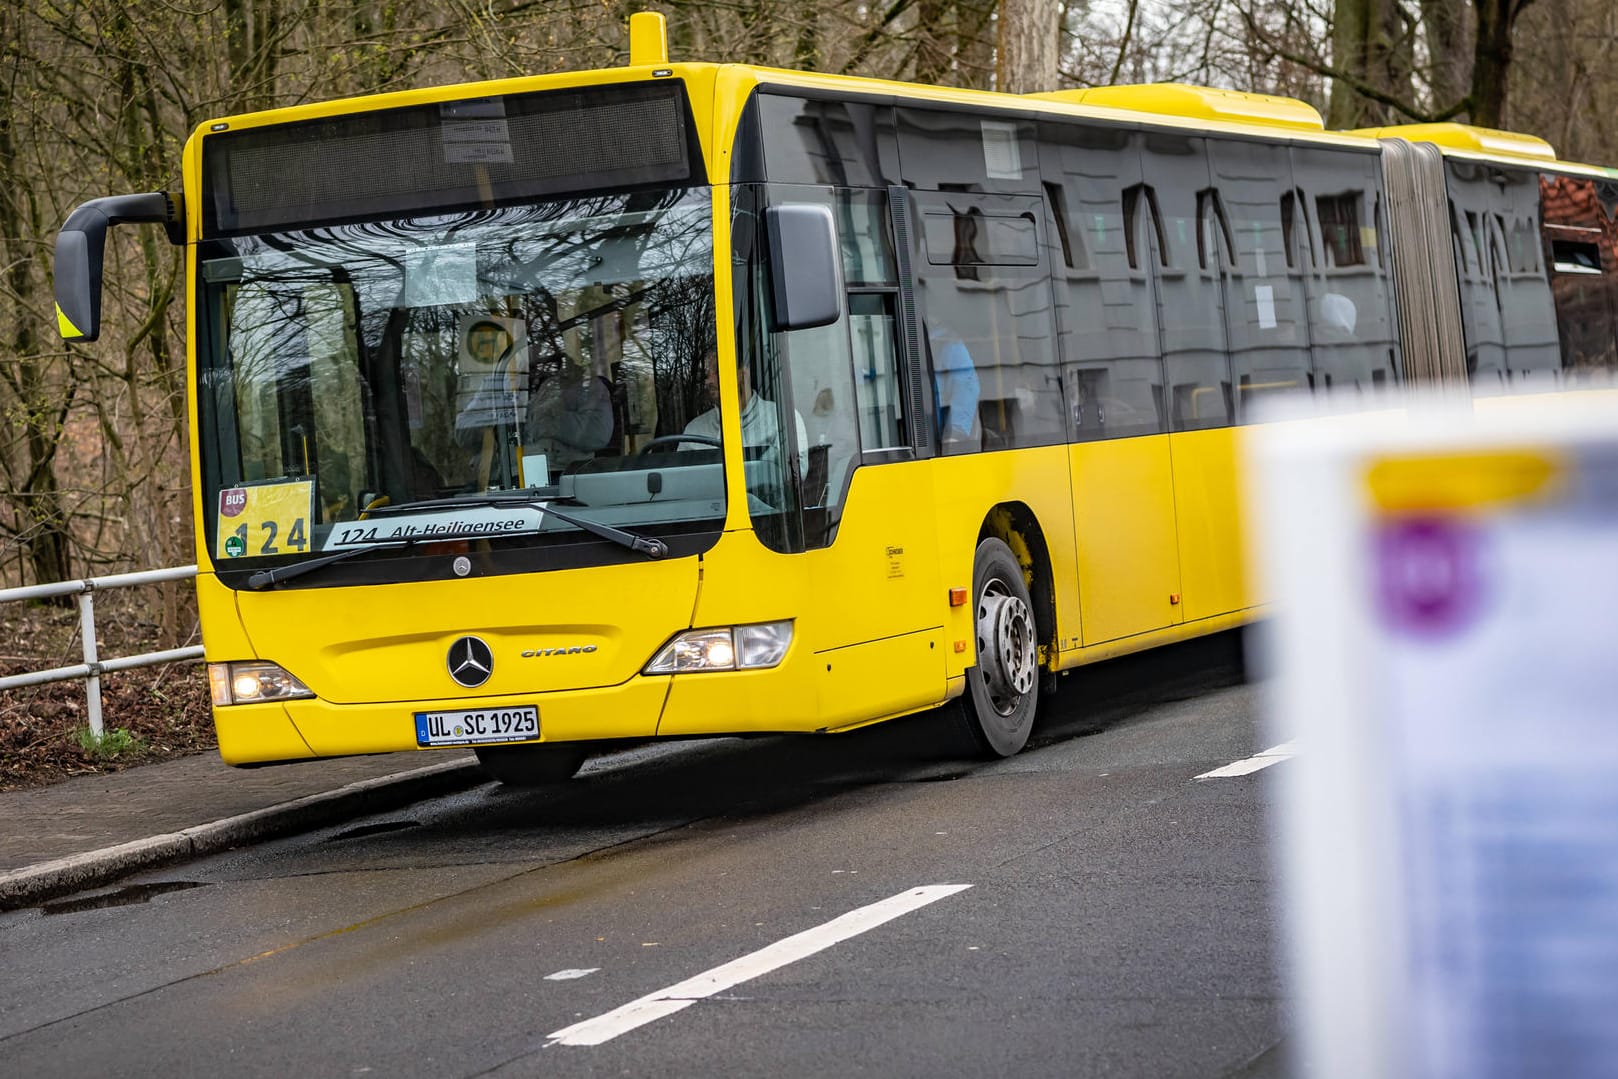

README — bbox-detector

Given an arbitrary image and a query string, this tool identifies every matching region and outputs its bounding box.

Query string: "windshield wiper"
[244,540,410,590]
[367,493,670,557]
[243,494,669,591]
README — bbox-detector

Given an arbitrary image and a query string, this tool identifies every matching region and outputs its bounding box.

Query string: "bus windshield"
[195,186,721,583]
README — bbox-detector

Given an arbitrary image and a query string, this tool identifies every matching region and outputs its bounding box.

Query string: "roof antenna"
[629,11,669,67]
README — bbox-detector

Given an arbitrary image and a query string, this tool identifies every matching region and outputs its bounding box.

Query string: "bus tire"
[958,537,1040,758]
[474,743,590,787]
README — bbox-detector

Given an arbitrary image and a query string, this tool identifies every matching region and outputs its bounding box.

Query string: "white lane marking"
[545,883,973,1047]
[1195,740,1298,780]
[545,968,600,981]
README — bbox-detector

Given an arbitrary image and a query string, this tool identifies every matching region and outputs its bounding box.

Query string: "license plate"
[414,705,538,747]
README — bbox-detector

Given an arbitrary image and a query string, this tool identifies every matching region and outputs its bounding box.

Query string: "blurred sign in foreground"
[1247,391,1618,1079]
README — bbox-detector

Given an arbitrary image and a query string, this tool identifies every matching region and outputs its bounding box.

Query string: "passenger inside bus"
[928,320,981,451]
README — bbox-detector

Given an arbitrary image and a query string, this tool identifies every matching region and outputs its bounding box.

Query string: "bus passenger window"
[1291,146,1401,397]
[1541,174,1618,380]
[759,95,888,188]
[1316,194,1365,267]
[1142,128,1232,432]
[1041,123,1162,442]
[1208,138,1309,419]
[912,188,1061,452]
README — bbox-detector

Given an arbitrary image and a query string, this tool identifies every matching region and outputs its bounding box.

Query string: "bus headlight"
[208,661,315,706]
[644,621,793,674]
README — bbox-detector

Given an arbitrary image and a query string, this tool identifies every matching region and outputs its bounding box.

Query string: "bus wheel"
[474,743,589,787]
[958,538,1040,758]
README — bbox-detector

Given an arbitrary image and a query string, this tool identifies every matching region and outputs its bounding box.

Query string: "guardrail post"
[77,587,103,741]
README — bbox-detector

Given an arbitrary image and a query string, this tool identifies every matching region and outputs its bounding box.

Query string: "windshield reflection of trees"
[218,187,722,535]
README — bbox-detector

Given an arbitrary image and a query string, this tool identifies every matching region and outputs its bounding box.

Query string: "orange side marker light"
[949,587,969,607]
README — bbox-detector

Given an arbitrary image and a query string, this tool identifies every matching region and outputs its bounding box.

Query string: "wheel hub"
[977,587,1036,714]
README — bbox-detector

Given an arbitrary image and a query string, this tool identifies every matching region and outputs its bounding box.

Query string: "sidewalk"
[0,748,488,910]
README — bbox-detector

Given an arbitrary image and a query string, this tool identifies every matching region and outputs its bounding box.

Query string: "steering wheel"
[636,434,720,457]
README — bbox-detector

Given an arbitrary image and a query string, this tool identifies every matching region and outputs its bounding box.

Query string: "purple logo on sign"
[1375,517,1483,637]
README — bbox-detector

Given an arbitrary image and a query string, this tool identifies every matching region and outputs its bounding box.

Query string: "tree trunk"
[996,0,1060,93]
[1470,0,1524,127]
[224,0,281,109]
[1328,0,1415,127]
[1419,0,1472,111]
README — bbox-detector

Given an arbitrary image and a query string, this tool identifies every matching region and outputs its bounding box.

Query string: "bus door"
[1041,123,1183,645]
[663,178,948,735]
[1143,130,1245,624]
[782,185,946,722]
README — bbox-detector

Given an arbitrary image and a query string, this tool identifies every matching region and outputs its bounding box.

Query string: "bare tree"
[1223,0,1538,128]
[0,3,75,590]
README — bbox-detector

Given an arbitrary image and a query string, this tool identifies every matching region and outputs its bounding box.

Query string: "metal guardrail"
[0,565,204,741]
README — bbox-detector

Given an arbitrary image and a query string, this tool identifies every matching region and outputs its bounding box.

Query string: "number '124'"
[230,519,308,555]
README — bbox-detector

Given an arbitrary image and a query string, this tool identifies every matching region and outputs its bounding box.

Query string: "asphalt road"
[0,631,1293,1078]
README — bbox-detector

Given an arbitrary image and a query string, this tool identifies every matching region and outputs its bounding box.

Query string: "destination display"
[201,81,701,236]
[321,507,548,550]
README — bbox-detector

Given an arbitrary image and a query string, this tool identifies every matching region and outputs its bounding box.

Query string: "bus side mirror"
[764,203,842,332]
[54,192,185,342]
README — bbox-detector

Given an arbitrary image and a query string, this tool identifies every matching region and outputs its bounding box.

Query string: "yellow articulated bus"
[54,14,1618,783]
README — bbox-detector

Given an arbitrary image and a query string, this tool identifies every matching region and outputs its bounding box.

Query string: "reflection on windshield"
[198,187,724,568]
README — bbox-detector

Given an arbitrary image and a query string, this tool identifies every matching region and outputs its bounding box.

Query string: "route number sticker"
[217,480,314,560]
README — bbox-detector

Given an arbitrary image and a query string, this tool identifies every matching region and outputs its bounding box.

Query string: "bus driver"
[682,348,808,489]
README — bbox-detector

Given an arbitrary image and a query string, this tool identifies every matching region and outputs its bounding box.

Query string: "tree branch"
[839,0,916,75]
[1236,4,1468,123]
[1109,0,1141,85]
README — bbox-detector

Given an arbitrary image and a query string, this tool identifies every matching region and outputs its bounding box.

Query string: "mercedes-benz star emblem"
[447,636,494,688]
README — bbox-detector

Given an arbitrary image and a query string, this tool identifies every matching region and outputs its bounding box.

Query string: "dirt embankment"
[1,596,213,791]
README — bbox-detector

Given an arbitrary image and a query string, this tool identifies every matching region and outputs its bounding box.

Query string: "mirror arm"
[55,192,186,342]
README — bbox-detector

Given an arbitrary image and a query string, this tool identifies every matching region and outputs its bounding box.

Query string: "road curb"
[0,758,488,911]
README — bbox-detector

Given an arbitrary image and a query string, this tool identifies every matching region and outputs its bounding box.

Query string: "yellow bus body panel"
[1035,84,1325,132]
[658,627,945,737]
[1170,427,1253,622]
[1065,608,1254,666]
[197,574,323,764]
[214,703,318,765]
[661,460,952,736]
[926,446,1084,666]
[231,559,699,706]
[1070,437,1183,645]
